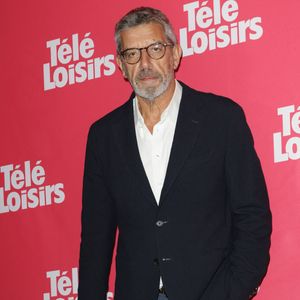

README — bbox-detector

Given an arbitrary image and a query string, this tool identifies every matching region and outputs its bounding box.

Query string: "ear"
[116,55,128,79]
[172,44,182,70]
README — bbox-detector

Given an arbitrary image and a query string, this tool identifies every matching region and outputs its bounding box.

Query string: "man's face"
[116,22,182,101]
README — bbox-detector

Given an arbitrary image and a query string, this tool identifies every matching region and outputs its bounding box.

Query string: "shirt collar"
[133,80,182,127]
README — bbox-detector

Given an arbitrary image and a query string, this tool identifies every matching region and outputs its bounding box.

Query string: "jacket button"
[153,258,159,265]
[156,220,167,227]
[162,257,172,262]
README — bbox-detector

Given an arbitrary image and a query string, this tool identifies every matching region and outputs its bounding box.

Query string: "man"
[78,7,272,300]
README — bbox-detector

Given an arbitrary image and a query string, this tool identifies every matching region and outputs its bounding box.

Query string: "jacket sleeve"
[78,124,117,300]
[225,104,272,299]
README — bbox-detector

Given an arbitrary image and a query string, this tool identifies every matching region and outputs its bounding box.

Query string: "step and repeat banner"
[1,1,299,299]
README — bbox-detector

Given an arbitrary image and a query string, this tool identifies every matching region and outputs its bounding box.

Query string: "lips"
[137,69,159,81]
[139,76,157,81]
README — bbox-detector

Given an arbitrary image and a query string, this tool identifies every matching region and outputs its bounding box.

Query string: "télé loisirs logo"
[0,160,65,213]
[273,105,300,163]
[179,0,263,57]
[42,268,114,300]
[43,32,116,91]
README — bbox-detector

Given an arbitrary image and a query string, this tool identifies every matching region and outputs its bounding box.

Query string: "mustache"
[136,68,160,80]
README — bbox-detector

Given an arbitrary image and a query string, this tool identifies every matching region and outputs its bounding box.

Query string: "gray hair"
[114,7,177,54]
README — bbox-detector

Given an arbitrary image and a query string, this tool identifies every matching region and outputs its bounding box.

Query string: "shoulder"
[180,81,245,119]
[89,93,134,134]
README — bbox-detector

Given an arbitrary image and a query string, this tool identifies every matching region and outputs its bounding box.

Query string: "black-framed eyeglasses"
[120,42,174,64]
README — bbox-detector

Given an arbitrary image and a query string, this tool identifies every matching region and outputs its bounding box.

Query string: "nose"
[139,48,151,67]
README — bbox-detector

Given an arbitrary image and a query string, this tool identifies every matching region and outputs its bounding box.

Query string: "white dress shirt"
[133,80,182,289]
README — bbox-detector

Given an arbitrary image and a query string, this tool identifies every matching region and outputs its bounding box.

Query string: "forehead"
[120,22,167,49]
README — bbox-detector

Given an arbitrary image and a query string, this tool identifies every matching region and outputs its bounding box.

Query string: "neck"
[137,79,176,132]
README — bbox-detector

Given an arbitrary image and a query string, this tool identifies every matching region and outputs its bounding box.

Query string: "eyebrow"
[121,40,166,52]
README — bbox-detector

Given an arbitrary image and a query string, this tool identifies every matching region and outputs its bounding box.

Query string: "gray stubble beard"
[125,65,173,101]
[133,74,172,101]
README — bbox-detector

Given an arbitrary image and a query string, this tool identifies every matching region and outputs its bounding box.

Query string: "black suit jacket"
[78,81,272,300]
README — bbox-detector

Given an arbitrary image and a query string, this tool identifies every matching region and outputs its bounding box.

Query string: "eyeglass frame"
[119,41,174,64]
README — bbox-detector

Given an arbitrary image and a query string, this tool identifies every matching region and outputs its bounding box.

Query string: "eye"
[150,43,163,52]
[124,49,138,59]
[125,50,138,58]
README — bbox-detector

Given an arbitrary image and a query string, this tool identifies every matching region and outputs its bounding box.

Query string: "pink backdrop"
[1,1,300,299]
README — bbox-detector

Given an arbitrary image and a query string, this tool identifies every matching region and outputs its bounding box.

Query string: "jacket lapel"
[113,95,158,208]
[159,83,205,205]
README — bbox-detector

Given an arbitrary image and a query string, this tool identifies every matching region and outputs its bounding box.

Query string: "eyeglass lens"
[122,42,171,64]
